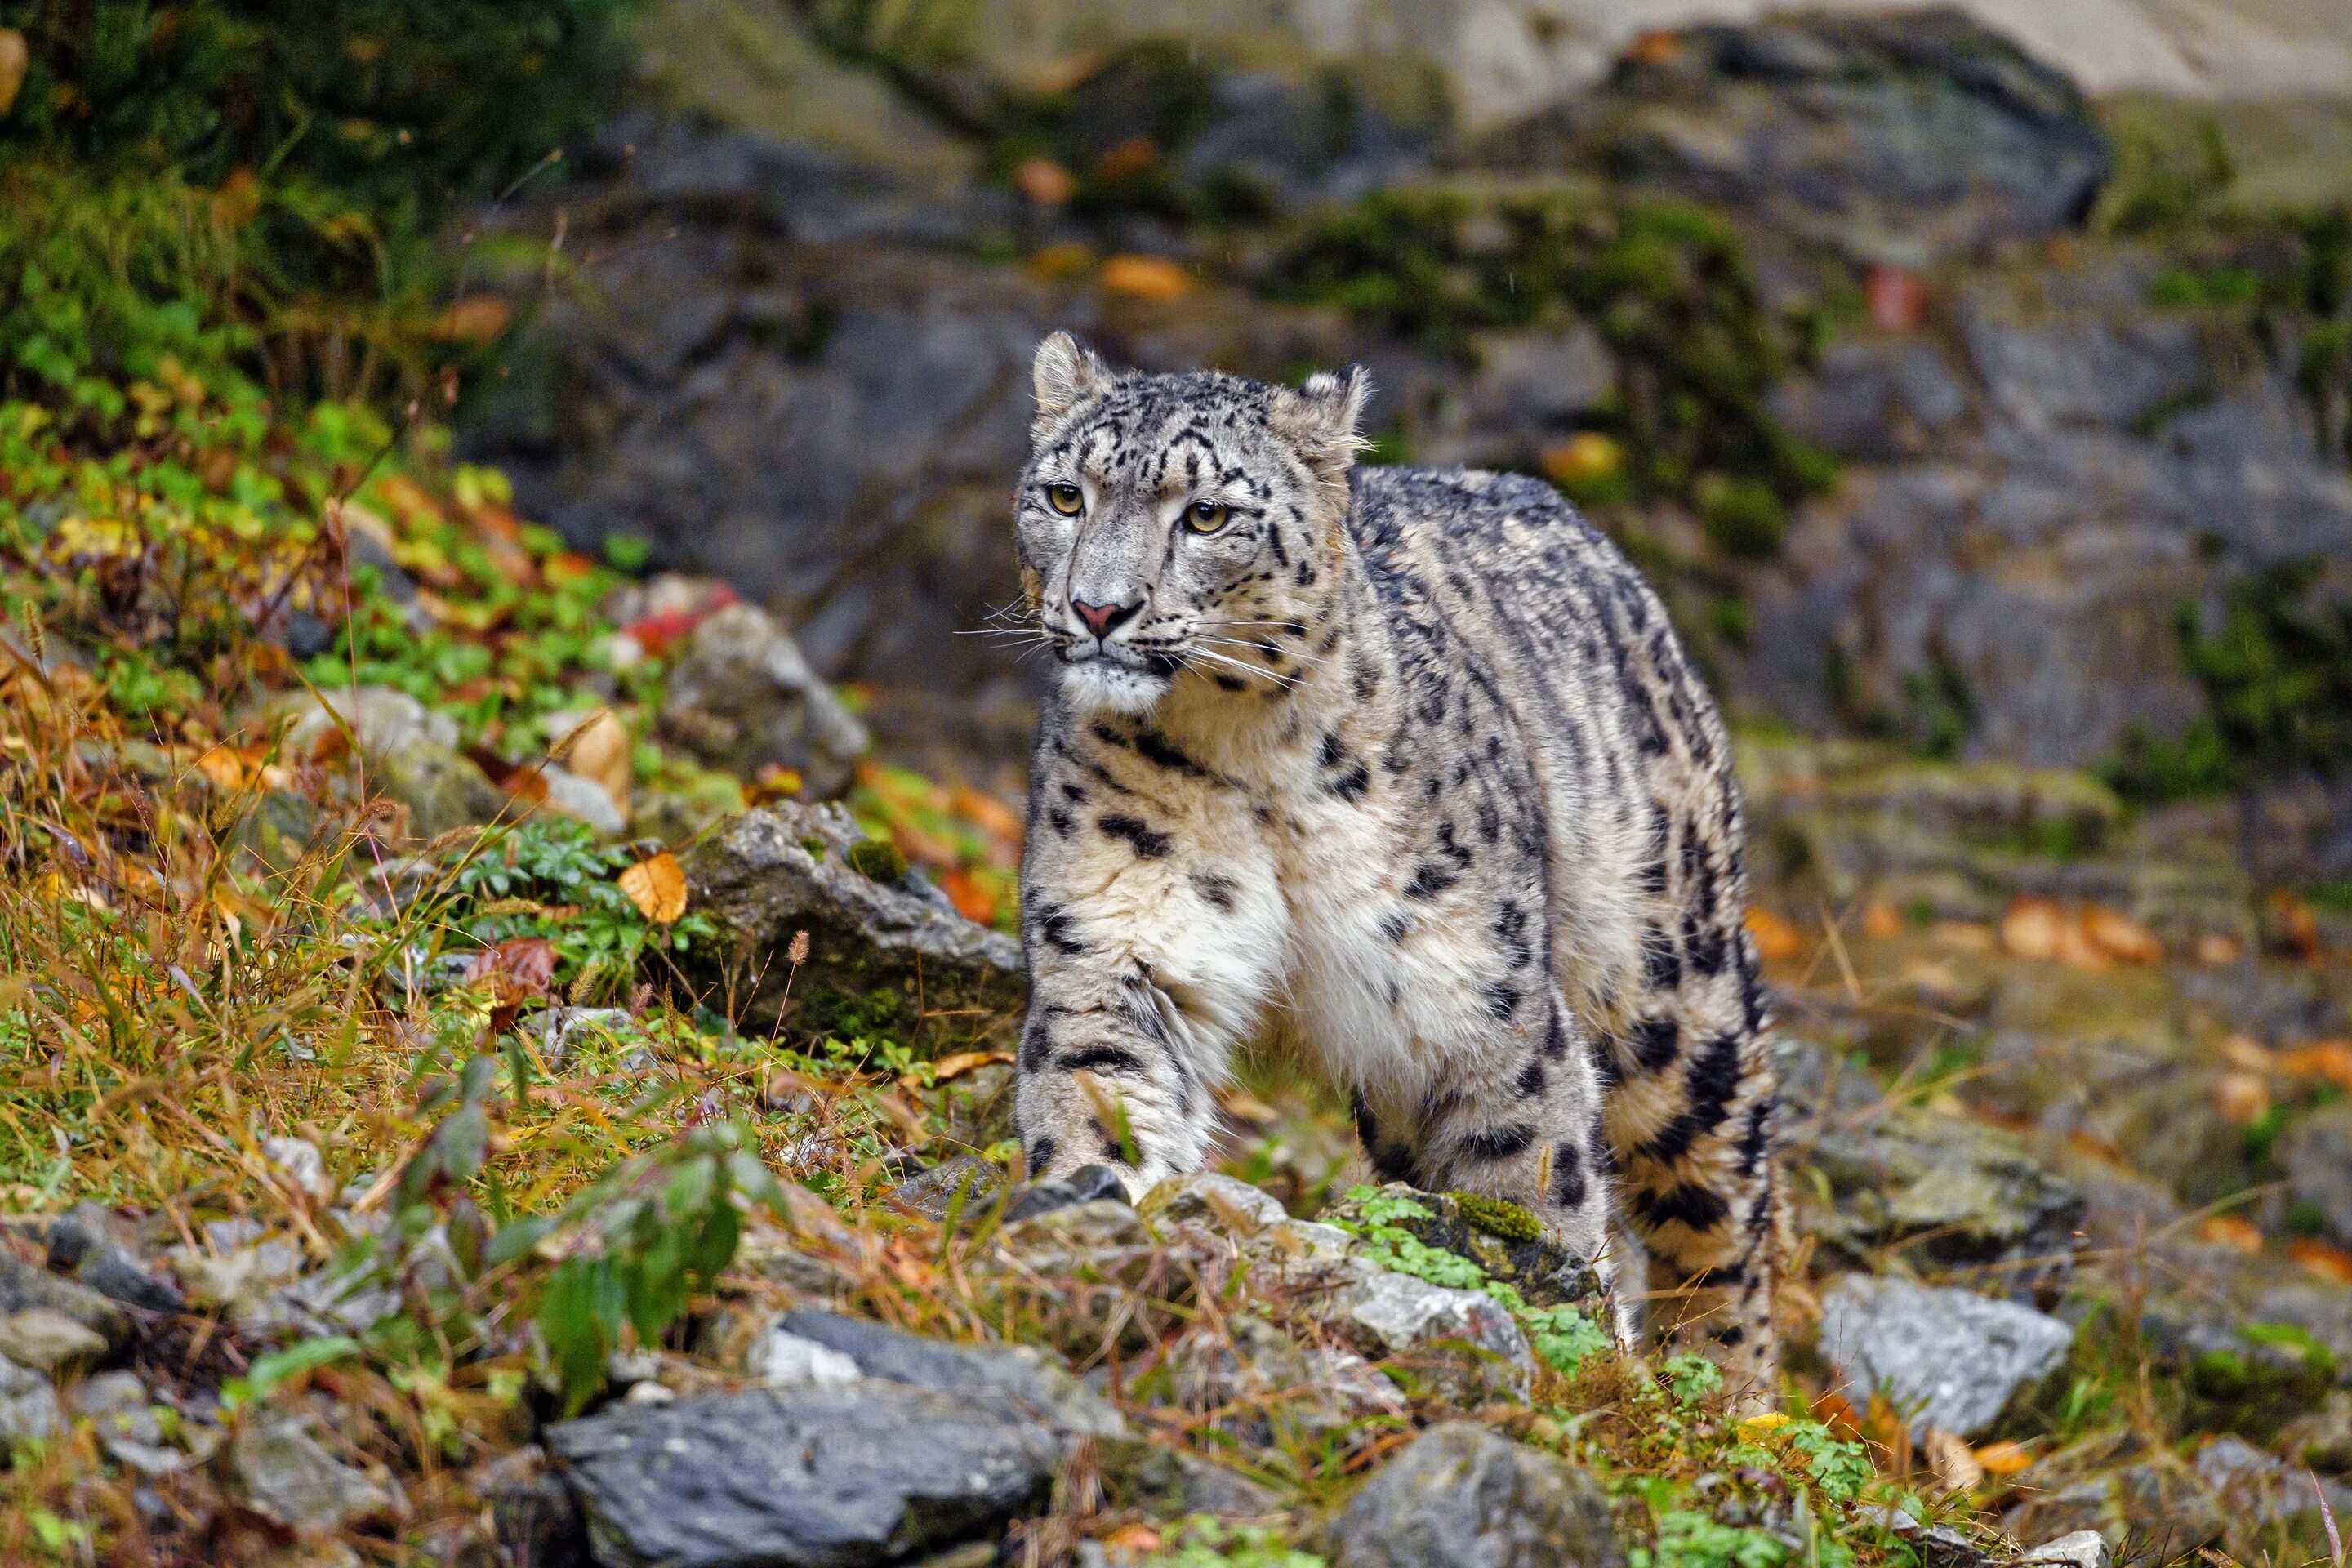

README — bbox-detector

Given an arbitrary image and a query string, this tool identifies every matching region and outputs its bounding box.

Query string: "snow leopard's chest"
[1245,725,1548,1099]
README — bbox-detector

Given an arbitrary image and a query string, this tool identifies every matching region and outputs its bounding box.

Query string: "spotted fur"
[1009,334,1783,1404]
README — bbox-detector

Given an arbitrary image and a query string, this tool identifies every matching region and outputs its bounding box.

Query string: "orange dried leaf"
[929,1051,1014,1084]
[618,853,688,924]
[1999,896,2064,961]
[940,866,998,925]
[1974,1439,2034,1478]
[2082,904,2162,964]
[2278,1042,2352,1093]
[2210,1071,2272,1128]
[1860,902,1905,940]
[2292,1238,2352,1285]
[193,746,244,791]
[949,785,1023,844]
[1100,254,1192,301]
[1745,906,1803,961]
[2199,1214,2265,1254]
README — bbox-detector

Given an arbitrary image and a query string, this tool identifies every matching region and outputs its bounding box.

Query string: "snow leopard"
[1007,332,1782,1401]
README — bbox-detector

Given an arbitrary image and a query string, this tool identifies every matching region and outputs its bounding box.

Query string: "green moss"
[1450,1190,1544,1243]
[845,838,910,884]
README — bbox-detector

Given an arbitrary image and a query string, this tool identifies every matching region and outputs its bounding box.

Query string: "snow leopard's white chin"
[1060,659,1169,715]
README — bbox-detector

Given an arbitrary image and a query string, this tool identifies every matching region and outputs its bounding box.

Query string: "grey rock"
[1819,1273,2072,1440]
[684,800,1023,1034]
[2019,1531,2110,1568]
[45,1205,185,1315]
[374,739,509,841]
[1138,1171,1290,1236]
[539,762,629,835]
[889,1156,1008,1223]
[264,1135,334,1204]
[0,1252,127,1349]
[261,684,457,759]
[1527,12,2108,263]
[1326,1422,1624,1568]
[1959,288,2205,435]
[775,1308,1126,1437]
[1780,1036,2086,1283]
[232,1411,401,1535]
[1098,1436,1282,1518]
[658,603,870,797]
[0,1352,62,1444]
[546,1382,1062,1568]
[2284,1105,2352,1251]
[529,1007,637,1066]
[1766,340,1972,461]
[1156,1315,1401,1448]
[1004,1164,1131,1223]
[74,1370,207,1477]
[0,1308,108,1374]
[2003,1428,2225,1554]
[1334,1267,1535,1407]
[747,1324,864,1388]
[2192,1435,2352,1540]
[473,1445,589,1568]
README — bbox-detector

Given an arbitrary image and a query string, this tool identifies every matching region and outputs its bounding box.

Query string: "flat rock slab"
[1820,1273,2073,1440]
[546,1381,1062,1568]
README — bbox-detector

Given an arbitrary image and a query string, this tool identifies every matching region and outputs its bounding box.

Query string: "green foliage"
[1637,1511,1793,1568]
[1664,1352,1722,1405]
[1524,1304,1611,1374]
[1146,1517,1326,1568]
[433,817,722,995]
[1782,1422,1873,1504]
[533,1123,784,1413]
[220,1334,363,1413]
[2114,559,2352,804]
[1266,192,1836,514]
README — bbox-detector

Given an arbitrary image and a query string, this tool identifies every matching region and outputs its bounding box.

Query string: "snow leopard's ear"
[1031,332,1115,430]
[1270,365,1372,485]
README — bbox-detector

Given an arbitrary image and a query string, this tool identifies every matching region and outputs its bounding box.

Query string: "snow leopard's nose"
[1070,596,1142,640]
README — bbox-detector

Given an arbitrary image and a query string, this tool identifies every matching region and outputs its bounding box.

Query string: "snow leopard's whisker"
[1196,635,1330,669]
[1183,646,1302,688]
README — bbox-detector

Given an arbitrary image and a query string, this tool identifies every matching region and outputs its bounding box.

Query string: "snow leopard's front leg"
[1013,736,1284,1195]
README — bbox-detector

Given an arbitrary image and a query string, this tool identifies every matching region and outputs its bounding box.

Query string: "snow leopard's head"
[1013,332,1368,716]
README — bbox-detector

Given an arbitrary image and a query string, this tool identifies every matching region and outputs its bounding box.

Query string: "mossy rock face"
[1320,1183,1603,1311]
[681,801,1025,1051]
[2185,1322,2339,1440]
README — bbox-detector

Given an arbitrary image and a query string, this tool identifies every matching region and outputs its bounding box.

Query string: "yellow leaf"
[618,853,687,924]
[1099,254,1192,301]
[929,1051,1013,1084]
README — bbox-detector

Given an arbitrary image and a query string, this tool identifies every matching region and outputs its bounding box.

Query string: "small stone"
[0,1250,129,1348]
[44,1205,184,1315]
[1338,1268,1534,1406]
[541,761,630,835]
[749,1325,864,1388]
[264,1135,335,1204]
[1005,1164,1131,1223]
[1325,1422,1624,1568]
[1820,1274,2072,1440]
[0,1307,108,1373]
[1138,1171,1289,1236]
[232,1411,401,1535]
[0,1352,61,1444]
[889,1156,1007,1223]
[2020,1531,2111,1568]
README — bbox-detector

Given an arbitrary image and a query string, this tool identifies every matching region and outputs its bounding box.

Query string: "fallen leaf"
[1860,902,1905,939]
[929,1051,1014,1084]
[562,710,631,817]
[1015,156,1076,205]
[2277,1041,2352,1094]
[618,853,688,924]
[2219,1033,2274,1072]
[950,784,1024,844]
[1540,430,1623,488]
[1101,1523,1161,1555]
[193,746,245,791]
[1999,896,2065,961]
[1744,906,1803,962]
[1094,136,1159,180]
[1100,254,1191,301]
[2082,904,2162,964]
[2210,1071,2272,1127]
[1974,1439,2034,1477]
[465,937,559,1028]
[2195,932,2243,964]
[426,294,512,343]
[1026,242,1098,281]
[1864,264,1927,332]
[2292,1238,2352,1285]
[1626,29,1682,65]
[940,867,998,925]
[1219,1088,1278,1125]
[1931,920,1995,952]
[746,764,804,806]
[2268,888,2321,960]
[2199,1214,2265,1254]
[0,31,29,118]
[1922,1425,1984,1493]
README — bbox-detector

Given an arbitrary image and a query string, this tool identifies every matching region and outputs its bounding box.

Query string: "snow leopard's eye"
[1045,483,1084,515]
[1183,500,1229,535]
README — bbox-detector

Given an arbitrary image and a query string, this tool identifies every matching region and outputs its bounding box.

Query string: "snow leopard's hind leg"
[1352,987,1638,1348]
[1600,637,1784,1413]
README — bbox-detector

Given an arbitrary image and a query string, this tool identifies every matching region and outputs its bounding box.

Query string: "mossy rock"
[1320,1183,1603,1312]
[2186,1321,2339,1440]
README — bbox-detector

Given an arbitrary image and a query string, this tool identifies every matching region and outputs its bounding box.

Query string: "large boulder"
[682,799,1024,1041]
[546,1382,1062,1568]
[657,603,871,797]
[1326,1422,1624,1568]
